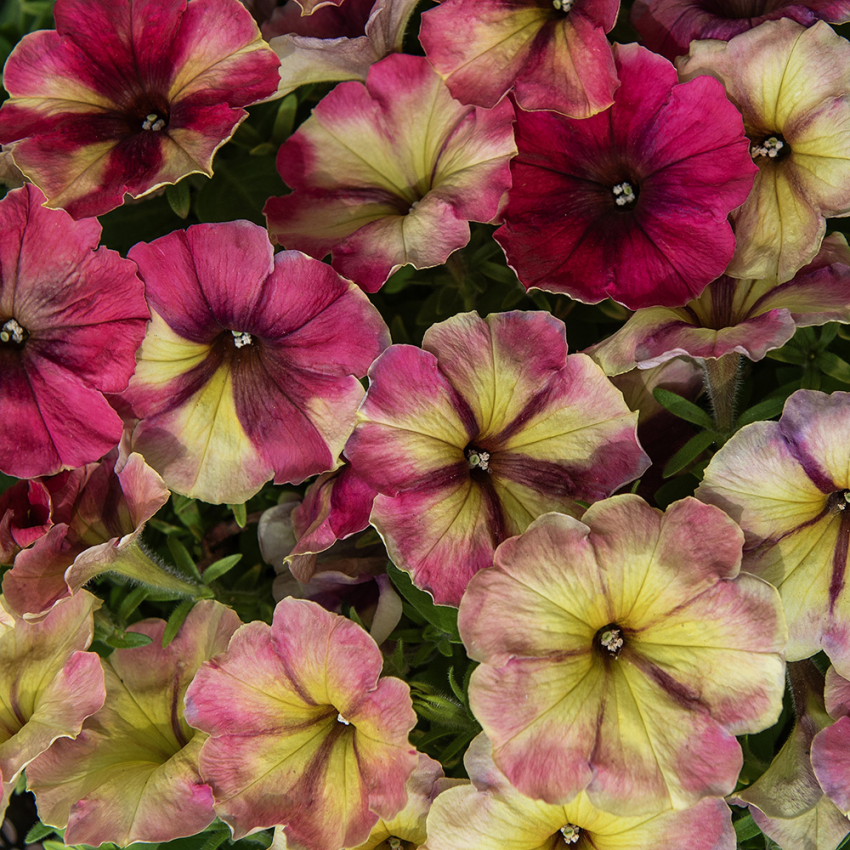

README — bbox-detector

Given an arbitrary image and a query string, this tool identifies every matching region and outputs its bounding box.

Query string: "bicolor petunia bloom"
[184,597,418,850]
[121,221,390,505]
[423,734,736,850]
[264,53,516,293]
[813,667,850,819]
[0,0,281,218]
[0,184,147,479]
[0,591,105,822]
[678,20,850,282]
[27,600,241,846]
[697,390,850,676]
[267,0,419,94]
[2,450,207,621]
[418,0,619,118]
[0,478,55,564]
[459,496,786,813]
[632,0,850,60]
[495,44,756,311]
[735,662,850,850]
[345,311,650,607]
[590,234,850,375]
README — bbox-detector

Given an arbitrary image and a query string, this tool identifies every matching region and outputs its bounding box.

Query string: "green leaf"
[202,554,243,585]
[117,586,149,621]
[195,156,287,225]
[387,562,462,643]
[734,813,762,842]
[652,388,715,430]
[25,822,57,844]
[272,94,299,144]
[163,600,194,647]
[662,430,718,478]
[735,396,787,429]
[172,493,205,539]
[817,351,850,383]
[166,180,191,219]
[229,502,248,529]
[167,536,203,583]
[766,345,807,365]
[105,630,154,650]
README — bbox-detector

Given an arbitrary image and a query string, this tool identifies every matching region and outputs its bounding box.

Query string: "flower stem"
[111,539,214,600]
[703,354,741,436]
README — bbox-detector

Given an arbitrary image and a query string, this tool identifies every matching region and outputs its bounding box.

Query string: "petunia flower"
[813,667,850,819]
[120,220,390,505]
[0,479,54,564]
[495,43,756,310]
[422,734,736,850]
[264,53,516,293]
[266,0,419,94]
[0,591,105,822]
[632,0,850,61]
[183,597,418,850]
[678,20,850,282]
[590,234,850,375]
[0,0,281,219]
[0,184,148,479]
[27,600,241,847]
[418,0,619,118]
[459,496,786,813]
[345,310,649,607]
[735,661,850,850]
[697,390,850,676]
[2,450,209,621]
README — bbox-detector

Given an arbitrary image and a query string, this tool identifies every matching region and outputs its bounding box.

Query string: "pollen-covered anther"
[612,182,636,206]
[387,838,402,850]
[467,449,491,472]
[0,318,26,344]
[141,113,166,132]
[231,330,253,349]
[751,136,785,159]
[560,824,581,845]
[337,712,351,725]
[552,0,575,11]
[600,628,624,656]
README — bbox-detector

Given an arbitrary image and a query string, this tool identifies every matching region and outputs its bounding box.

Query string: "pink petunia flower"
[0,0,281,218]
[495,43,757,310]
[0,184,148,479]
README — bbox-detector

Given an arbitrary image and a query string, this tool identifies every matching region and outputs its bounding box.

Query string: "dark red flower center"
[0,318,27,347]
[127,93,171,134]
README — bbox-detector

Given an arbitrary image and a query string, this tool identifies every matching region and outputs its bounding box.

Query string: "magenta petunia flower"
[266,0,419,94]
[345,310,649,606]
[0,184,148,479]
[0,0,281,219]
[184,597,418,850]
[419,0,620,118]
[632,0,850,60]
[121,220,390,505]
[495,43,757,311]
[264,53,516,293]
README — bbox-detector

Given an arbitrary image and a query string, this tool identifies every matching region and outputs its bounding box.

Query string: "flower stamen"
[0,318,26,345]
[600,628,624,657]
[751,136,785,159]
[142,113,166,132]
[552,0,575,10]
[387,838,402,850]
[467,449,491,472]
[560,825,581,845]
[231,330,253,349]
[612,182,636,206]
[337,713,351,725]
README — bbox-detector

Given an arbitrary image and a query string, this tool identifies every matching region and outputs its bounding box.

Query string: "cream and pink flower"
[423,734,736,850]
[697,390,850,676]
[678,20,850,282]
[590,234,850,375]
[419,0,619,118]
[264,54,516,292]
[27,600,241,846]
[0,591,104,821]
[184,597,418,850]
[2,450,207,621]
[267,0,419,94]
[495,44,756,310]
[345,311,649,607]
[0,184,147,479]
[813,667,850,818]
[0,0,280,218]
[121,221,389,505]
[459,496,786,813]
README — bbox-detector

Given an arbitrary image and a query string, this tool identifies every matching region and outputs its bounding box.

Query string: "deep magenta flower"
[0,184,148,479]
[121,221,390,504]
[419,0,620,118]
[495,43,757,310]
[632,0,850,60]
[0,0,281,218]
